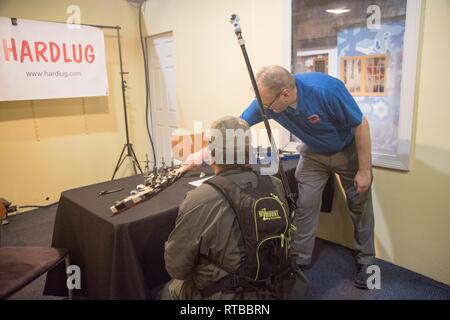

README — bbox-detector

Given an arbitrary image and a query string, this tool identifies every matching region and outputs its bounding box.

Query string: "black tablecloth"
[43,159,333,299]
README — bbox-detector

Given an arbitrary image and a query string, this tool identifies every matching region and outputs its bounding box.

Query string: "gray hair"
[207,116,252,166]
[256,65,295,93]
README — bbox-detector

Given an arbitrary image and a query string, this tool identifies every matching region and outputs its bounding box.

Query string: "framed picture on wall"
[284,0,423,171]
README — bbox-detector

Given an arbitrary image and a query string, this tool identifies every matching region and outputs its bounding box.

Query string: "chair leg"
[64,256,73,300]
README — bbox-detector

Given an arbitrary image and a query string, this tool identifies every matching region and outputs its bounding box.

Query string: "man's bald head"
[256,65,295,94]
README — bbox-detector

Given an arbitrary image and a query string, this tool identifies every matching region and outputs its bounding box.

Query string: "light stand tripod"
[111,27,143,180]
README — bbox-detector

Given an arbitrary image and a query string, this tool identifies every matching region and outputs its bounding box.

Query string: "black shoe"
[354,263,370,289]
[298,264,312,271]
[291,263,310,272]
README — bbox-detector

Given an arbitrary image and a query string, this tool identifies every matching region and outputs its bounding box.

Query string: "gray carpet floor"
[1,205,449,300]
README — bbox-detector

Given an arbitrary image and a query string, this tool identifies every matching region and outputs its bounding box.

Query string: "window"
[297,54,329,74]
[341,54,387,96]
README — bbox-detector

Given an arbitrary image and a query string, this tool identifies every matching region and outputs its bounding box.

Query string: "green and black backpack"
[201,170,308,299]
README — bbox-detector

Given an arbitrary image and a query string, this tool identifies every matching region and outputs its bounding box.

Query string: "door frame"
[145,31,177,164]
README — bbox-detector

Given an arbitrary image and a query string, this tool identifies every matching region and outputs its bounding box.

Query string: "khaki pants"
[292,140,375,266]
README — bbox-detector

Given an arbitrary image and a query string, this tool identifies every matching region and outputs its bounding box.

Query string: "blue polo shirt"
[240,73,363,153]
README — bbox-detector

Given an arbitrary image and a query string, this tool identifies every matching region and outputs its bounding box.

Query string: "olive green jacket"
[163,169,287,300]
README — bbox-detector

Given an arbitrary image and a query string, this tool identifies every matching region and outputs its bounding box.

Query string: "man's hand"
[179,153,200,174]
[179,147,212,174]
[179,161,198,174]
[354,169,372,193]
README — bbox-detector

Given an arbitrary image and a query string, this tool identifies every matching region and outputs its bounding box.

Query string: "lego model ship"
[110,160,185,214]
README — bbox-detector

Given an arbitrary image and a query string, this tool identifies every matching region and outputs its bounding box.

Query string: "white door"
[147,33,178,167]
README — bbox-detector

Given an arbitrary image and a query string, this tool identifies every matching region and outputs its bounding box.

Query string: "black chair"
[0,206,72,300]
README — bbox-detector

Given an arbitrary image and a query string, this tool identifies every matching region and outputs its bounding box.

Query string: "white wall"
[144,0,290,147]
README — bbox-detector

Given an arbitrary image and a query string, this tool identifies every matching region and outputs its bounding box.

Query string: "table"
[43,160,333,299]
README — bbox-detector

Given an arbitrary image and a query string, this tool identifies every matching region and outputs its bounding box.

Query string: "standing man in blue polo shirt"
[181,65,375,288]
[240,65,374,289]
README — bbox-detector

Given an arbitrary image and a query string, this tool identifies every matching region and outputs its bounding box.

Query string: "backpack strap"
[199,272,241,298]
[199,270,271,298]
[204,170,272,212]
[204,175,243,214]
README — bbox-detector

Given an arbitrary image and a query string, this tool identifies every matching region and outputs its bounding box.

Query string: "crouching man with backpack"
[160,116,308,300]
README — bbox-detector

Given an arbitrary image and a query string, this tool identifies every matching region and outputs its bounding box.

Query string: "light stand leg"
[111,28,144,180]
[127,144,138,175]
[112,144,144,180]
[112,144,127,180]
[129,143,143,173]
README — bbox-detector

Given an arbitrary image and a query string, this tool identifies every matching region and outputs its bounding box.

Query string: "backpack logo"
[258,208,281,221]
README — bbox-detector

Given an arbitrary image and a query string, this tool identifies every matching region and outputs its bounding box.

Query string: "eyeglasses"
[263,89,285,110]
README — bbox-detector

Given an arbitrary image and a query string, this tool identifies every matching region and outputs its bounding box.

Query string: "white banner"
[0,17,108,101]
